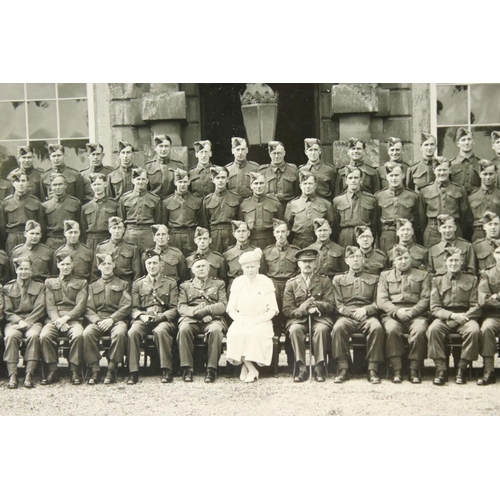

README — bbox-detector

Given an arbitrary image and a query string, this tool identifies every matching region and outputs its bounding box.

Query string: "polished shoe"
[315,363,326,383]
[455,368,466,385]
[87,372,100,385]
[392,370,403,384]
[294,366,308,383]
[127,372,139,385]
[239,364,249,381]
[369,370,381,384]
[23,372,34,389]
[71,371,82,386]
[7,374,18,389]
[204,368,216,383]
[161,369,173,384]
[433,370,446,386]
[334,368,348,384]
[103,370,116,385]
[183,369,193,383]
[40,371,59,386]
[409,370,421,384]
[477,371,496,386]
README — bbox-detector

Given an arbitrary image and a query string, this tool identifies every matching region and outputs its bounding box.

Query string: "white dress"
[226,274,278,366]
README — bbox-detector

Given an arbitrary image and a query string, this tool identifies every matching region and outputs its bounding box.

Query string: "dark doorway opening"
[199,83,318,167]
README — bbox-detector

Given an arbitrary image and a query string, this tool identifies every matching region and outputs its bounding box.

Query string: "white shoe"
[244,369,259,383]
[240,364,249,381]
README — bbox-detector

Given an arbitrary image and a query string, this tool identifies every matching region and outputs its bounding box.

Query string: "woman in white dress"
[226,248,279,382]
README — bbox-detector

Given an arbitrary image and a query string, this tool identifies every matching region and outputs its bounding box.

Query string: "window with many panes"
[0,83,93,176]
[435,83,500,160]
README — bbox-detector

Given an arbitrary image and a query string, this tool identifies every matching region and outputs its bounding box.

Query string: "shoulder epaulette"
[248,161,259,167]
[5,279,16,285]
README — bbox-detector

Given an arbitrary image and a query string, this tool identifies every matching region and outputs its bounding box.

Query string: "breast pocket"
[241,207,256,230]
[110,284,125,302]
[327,250,343,273]
[161,256,180,276]
[83,205,96,226]
[263,205,278,225]
[457,280,474,302]
[359,198,375,221]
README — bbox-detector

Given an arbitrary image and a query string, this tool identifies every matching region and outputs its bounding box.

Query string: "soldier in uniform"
[259,141,298,212]
[377,245,431,384]
[94,216,141,283]
[473,211,500,271]
[355,226,388,275]
[449,127,482,195]
[333,166,378,248]
[186,227,227,282]
[225,137,259,199]
[11,220,53,281]
[298,138,336,200]
[331,246,385,384]
[468,159,500,242]
[127,249,179,385]
[81,143,114,202]
[336,138,380,196]
[375,162,422,252]
[1,168,44,254]
[239,172,283,250]
[285,172,334,249]
[377,137,410,189]
[419,158,470,247]
[3,256,45,389]
[406,133,438,192]
[16,145,43,200]
[189,140,217,199]
[142,224,186,283]
[42,173,82,251]
[387,219,428,270]
[53,221,93,280]
[118,167,161,253]
[40,144,85,203]
[177,255,227,383]
[83,253,131,385]
[490,131,500,187]
[107,141,138,200]
[81,172,119,253]
[305,218,345,278]
[283,249,334,383]
[428,214,475,274]
[427,247,481,385]
[163,168,201,257]
[200,166,239,253]
[145,134,185,199]
[39,252,88,385]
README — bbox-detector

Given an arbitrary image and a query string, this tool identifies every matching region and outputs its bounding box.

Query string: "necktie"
[305,277,311,289]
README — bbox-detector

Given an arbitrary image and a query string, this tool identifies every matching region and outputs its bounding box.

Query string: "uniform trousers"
[40,321,84,367]
[169,229,196,257]
[291,234,315,249]
[382,316,428,370]
[83,321,128,366]
[250,230,275,250]
[331,317,385,370]
[127,319,175,372]
[4,323,42,374]
[6,232,26,255]
[177,320,224,369]
[124,226,155,254]
[478,317,500,357]
[85,233,109,254]
[471,228,485,243]
[210,227,234,254]
[46,236,66,252]
[289,320,331,365]
[378,229,398,254]
[338,227,359,249]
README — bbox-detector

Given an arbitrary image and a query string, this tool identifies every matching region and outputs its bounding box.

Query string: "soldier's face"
[213,172,228,190]
[273,225,289,245]
[397,224,414,243]
[445,254,462,274]
[346,170,361,191]
[251,176,266,196]
[15,261,32,281]
[155,140,171,159]
[57,256,74,276]
[357,233,373,250]
[421,138,437,158]
[25,227,42,245]
[109,223,125,240]
[98,255,115,278]
[234,226,250,243]
[175,177,190,194]
[269,145,285,164]
[196,145,212,165]
[192,260,209,279]
[480,166,497,187]
[91,178,106,196]
[434,164,450,183]
[494,247,500,265]
[438,221,456,240]
[49,150,65,167]
[232,144,248,162]
[88,149,104,167]
[50,177,66,196]
[145,255,161,276]
[346,251,364,271]
[13,174,28,195]
[300,178,316,196]
[65,228,81,245]
[493,139,500,157]
[348,142,364,161]
[242,261,259,277]
[315,225,332,242]
[387,168,403,189]
[19,153,34,169]
[457,134,474,153]
[119,146,134,166]
[153,227,169,247]
[388,142,403,162]
[394,252,411,272]
[305,144,321,163]
[132,172,148,191]
[484,219,500,238]
[298,259,315,274]
[195,234,211,251]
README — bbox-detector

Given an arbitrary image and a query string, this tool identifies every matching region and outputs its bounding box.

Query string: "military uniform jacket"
[131,274,178,323]
[336,161,380,196]
[468,185,500,226]
[239,194,284,233]
[429,238,476,274]
[85,275,131,324]
[0,193,44,233]
[450,154,482,194]
[478,265,500,314]
[223,243,260,280]
[263,243,299,280]
[23,167,43,200]
[377,161,410,190]
[53,243,93,280]
[332,271,380,318]
[333,190,378,234]
[40,165,85,203]
[94,239,141,282]
[42,194,82,236]
[298,161,336,199]
[406,158,438,192]
[11,243,53,281]
[107,165,136,200]
[258,162,298,203]
[0,251,9,284]
[387,242,428,270]
[81,164,115,202]
[81,196,119,237]
[189,163,217,198]
[141,246,186,282]
[377,267,430,317]
[282,273,334,326]
[4,279,45,326]
[178,277,227,326]
[201,189,240,227]
[118,190,161,226]
[492,157,500,188]
[45,275,88,321]
[305,240,346,277]
[163,191,202,229]
[473,237,499,271]
[360,248,388,275]
[226,160,260,199]
[145,158,186,199]
[0,178,11,203]
[186,249,227,282]
[285,194,334,238]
